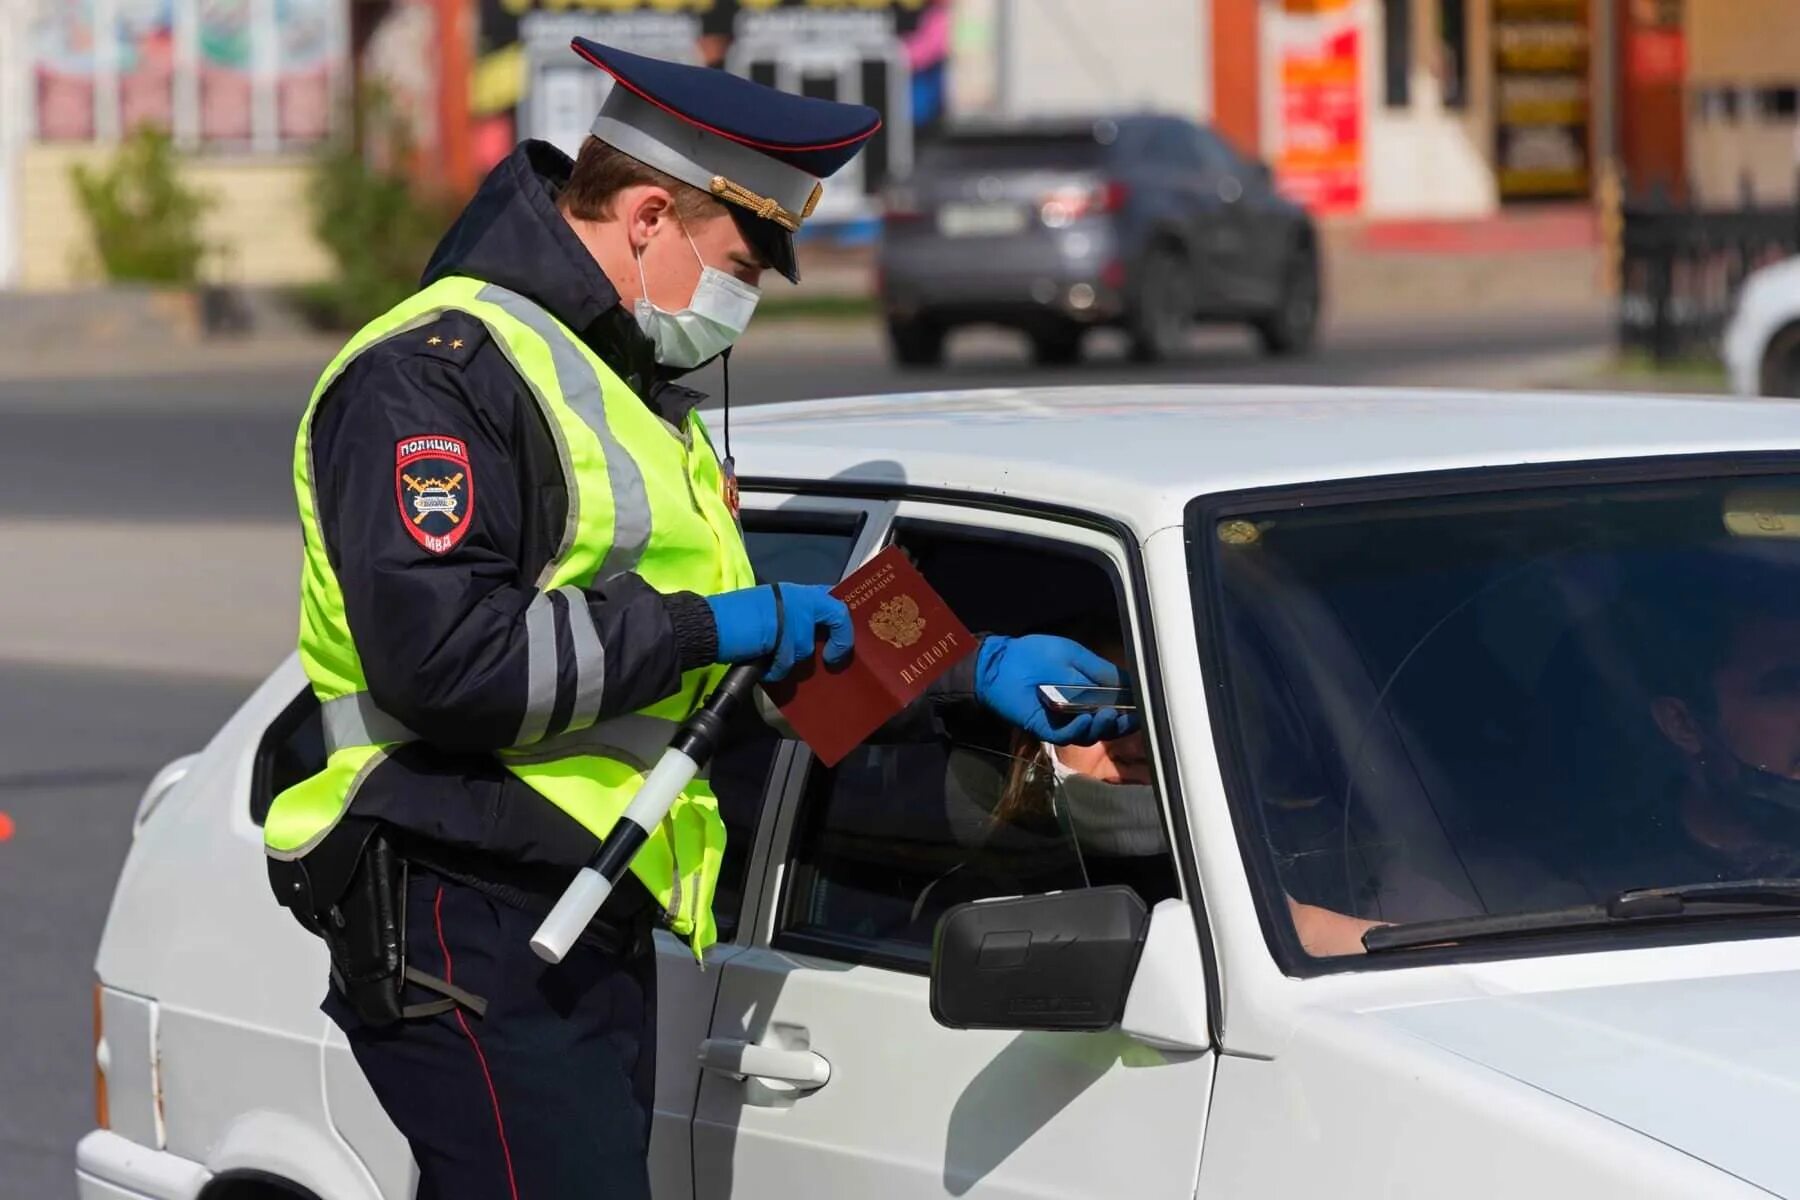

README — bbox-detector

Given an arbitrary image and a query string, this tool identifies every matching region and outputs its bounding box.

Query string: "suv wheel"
[1255,245,1321,357]
[888,317,946,369]
[1761,323,1800,397]
[1127,247,1193,362]
[1030,323,1084,366]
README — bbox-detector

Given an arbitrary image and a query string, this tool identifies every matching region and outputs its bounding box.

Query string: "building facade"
[7,0,1783,291]
[1225,0,1609,220]
[466,0,955,239]
[2,0,29,286]
[1684,0,1800,206]
[8,0,350,290]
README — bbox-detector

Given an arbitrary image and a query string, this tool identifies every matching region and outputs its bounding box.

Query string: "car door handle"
[698,1038,831,1089]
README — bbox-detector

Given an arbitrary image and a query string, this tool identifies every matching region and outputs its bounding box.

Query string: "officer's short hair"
[560,136,728,225]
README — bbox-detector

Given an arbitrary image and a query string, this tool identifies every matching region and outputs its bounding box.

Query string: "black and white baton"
[529,660,766,964]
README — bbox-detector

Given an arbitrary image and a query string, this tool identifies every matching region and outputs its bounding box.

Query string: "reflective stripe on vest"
[266,276,754,955]
[317,693,690,778]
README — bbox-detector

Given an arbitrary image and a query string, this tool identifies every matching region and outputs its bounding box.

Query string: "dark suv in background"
[877,115,1321,366]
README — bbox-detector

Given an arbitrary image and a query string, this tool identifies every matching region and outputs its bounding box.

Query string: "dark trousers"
[325,868,658,1200]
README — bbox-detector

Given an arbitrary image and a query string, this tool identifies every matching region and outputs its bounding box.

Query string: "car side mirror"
[929,887,1148,1032]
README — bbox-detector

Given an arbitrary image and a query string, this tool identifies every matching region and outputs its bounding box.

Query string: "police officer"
[264,40,1132,1200]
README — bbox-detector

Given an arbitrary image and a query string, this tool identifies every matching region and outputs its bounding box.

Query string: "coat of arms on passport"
[763,545,975,766]
[870,594,924,648]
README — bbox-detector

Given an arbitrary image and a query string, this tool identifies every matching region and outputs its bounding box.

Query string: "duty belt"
[401,841,660,959]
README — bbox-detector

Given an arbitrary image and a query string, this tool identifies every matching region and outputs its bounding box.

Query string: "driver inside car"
[937,627,1382,956]
[1641,559,1800,884]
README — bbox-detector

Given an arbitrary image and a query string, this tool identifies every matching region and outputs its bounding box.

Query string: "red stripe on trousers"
[435,884,522,1200]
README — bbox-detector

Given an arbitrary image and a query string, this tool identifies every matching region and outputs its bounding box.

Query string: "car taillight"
[883,186,926,225]
[94,983,110,1130]
[1040,180,1129,227]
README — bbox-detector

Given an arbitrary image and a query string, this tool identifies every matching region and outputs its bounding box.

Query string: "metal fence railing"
[1617,182,1800,364]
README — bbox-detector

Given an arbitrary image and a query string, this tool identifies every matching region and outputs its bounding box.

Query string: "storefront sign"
[473,0,951,227]
[1494,0,1591,199]
[1276,0,1362,216]
[1628,27,1684,86]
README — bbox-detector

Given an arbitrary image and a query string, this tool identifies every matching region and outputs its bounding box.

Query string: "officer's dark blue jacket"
[309,141,974,892]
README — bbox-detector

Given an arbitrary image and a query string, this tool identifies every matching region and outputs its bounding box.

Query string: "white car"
[80,387,1800,1200]
[1724,255,1800,396]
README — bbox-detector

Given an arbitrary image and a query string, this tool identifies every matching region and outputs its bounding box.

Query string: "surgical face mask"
[1041,744,1166,858]
[1705,739,1800,819]
[633,220,761,368]
[1693,724,1800,864]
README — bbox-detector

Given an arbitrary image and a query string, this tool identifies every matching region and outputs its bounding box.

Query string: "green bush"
[70,126,215,285]
[303,90,460,330]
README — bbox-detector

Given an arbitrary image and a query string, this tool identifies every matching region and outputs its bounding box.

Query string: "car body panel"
[97,988,161,1151]
[77,1130,211,1200]
[1197,1017,1767,1200]
[1370,969,1800,1197]
[693,950,1213,1200]
[1724,255,1800,395]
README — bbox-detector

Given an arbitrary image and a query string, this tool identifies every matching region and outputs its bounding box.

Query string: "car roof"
[939,114,1157,139]
[731,386,1800,532]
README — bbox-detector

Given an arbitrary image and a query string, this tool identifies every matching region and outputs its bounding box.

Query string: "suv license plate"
[937,204,1028,237]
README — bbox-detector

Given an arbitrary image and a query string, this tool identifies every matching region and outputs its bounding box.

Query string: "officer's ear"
[623,186,677,253]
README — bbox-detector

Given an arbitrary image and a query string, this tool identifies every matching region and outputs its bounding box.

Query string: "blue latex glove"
[975,634,1141,745]
[706,583,854,682]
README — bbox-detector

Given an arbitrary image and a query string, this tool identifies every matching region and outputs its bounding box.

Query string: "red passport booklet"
[762,545,976,767]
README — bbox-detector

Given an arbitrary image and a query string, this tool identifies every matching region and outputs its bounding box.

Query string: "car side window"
[1147,121,1204,171]
[773,520,1181,971]
[711,506,868,940]
[1192,126,1243,180]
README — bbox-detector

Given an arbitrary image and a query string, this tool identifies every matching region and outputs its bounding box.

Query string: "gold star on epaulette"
[450,338,464,350]
[427,335,443,346]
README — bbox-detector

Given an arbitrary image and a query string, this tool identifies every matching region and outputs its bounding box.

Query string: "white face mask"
[633,219,761,368]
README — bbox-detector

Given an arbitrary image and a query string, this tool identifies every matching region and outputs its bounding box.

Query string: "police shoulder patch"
[395,435,474,554]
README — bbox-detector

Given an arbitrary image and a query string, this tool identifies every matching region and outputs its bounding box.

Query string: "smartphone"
[1037,684,1137,715]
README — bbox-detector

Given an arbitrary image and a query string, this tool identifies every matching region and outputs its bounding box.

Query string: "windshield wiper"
[1361,878,1800,954]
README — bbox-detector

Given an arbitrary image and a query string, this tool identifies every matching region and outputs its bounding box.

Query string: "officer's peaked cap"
[572,38,881,283]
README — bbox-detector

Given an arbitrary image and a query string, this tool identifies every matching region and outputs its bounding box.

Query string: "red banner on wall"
[1629,28,1685,86]
[1277,13,1363,216]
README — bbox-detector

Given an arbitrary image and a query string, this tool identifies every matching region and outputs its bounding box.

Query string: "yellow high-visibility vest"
[265,275,754,954]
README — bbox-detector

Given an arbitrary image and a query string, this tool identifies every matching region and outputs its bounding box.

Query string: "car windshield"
[1197,464,1800,960]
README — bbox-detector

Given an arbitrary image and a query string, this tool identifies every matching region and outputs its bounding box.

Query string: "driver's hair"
[1635,552,1800,714]
[994,621,1128,827]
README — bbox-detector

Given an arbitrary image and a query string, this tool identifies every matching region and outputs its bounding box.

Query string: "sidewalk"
[1320,203,1605,324]
[0,288,343,383]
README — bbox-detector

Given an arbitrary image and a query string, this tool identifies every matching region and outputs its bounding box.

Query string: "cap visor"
[729,207,800,284]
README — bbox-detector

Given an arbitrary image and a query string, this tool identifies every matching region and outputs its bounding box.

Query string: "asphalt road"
[0,312,1609,1198]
